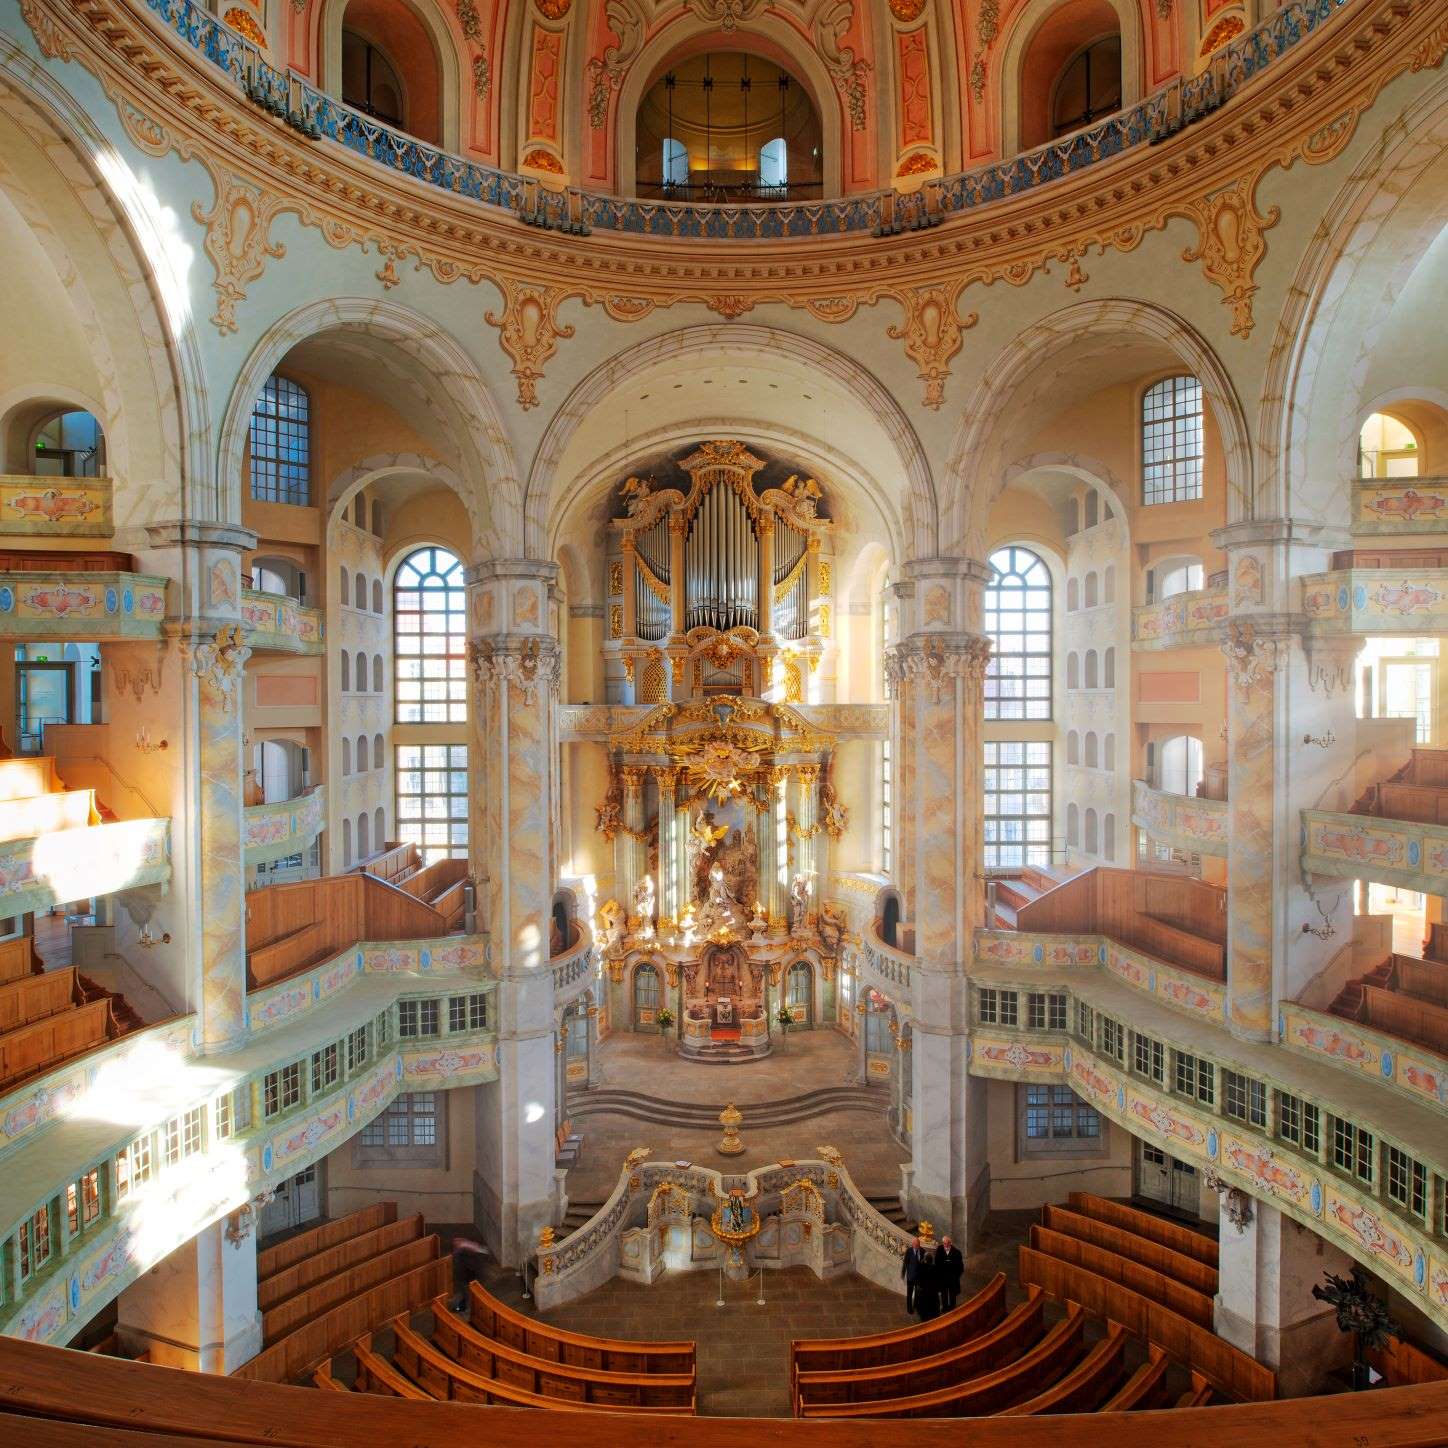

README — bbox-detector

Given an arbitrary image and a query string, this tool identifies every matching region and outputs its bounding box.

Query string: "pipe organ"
[608,440,833,704]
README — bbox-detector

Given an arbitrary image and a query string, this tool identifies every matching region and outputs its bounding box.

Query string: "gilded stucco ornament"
[484,279,577,409]
[816,0,870,131]
[1178,173,1280,339]
[883,283,978,409]
[455,0,484,43]
[192,162,289,335]
[469,637,562,704]
[586,0,646,128]
[189,625,252,713]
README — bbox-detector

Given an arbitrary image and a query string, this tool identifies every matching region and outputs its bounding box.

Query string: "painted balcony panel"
[0,818,170,916]
[1302,568,1448,633]
[1280,1001,1447,1113]
[0,476,112,537]
[242,786,326,868]
[1132,780,1229,857]
[1131,588,1229,650]
[1301,808,1448,893]
[0,573,166,640]
[1354,478,1448,534]
[239,589,325,654]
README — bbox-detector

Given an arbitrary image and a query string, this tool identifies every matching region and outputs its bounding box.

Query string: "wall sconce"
[135,726,168,754]
[1302,730,1336,749]
[137,924,172,948]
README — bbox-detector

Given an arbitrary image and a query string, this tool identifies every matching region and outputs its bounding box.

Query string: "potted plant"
[1313,1265,1397,1390]
[776,1005,794,1050]
[655,1007,674,1045]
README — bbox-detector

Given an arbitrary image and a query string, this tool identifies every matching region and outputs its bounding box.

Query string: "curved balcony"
[550,928,597,1009]
[1302,808,1448,894]
[0,816,170,917]
[239,589,325,655]
[242,786,325,869]
[1302,565,1448,635]
[863,922,913,997]
[1131,587,1229,651]
[0,474,111,538]
[77,0,1363,243]
[1354,478,1448,534]
[0,569,166,641]
[1131,780,1228,858]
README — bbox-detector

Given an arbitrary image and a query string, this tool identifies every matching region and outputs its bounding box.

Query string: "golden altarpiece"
[590,441,850,1060]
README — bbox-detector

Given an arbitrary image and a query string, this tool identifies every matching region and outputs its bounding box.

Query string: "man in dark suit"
[913,1245,941,1321]
[936,1234,964,1312]
[900,1235,929,1314]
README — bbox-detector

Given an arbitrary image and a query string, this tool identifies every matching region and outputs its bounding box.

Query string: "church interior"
[0,0,1446,1439]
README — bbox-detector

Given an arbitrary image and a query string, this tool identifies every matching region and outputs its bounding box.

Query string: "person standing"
[937,1234,964,1312]
[913,1245,941,1322]
[900,1235,928,1315]
[449,1235,487,1312]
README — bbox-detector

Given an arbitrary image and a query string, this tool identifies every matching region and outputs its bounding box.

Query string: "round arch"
[996,0,1144,157]
[947,300,1249,555]
[525,323,937,564]
[217,299,520,556]
[612,20,845,200]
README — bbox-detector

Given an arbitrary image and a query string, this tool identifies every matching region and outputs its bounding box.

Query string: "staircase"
[988,863,1076,929]
[566,1083,885,1130]
[1330,958,1395,1018]
[866,1193,910,1228]
[561,1199,604,1233]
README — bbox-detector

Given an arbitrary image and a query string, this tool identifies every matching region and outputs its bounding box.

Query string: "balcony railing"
[0,571,167,639]
[1301,566,1448,633]
[1131,586,1229,649]
[1131,780,1228,858]
[239,588,325,653]
[0,817,170,916]
[122,0,1360,241]
[242,785,326,868]
[1301,808,1448,892]
[0,474,112,537]
[1353,477,1448,534]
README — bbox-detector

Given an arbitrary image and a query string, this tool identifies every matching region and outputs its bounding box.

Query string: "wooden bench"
[1099,1346,1169,1410]
[246,920,332,991]
[311,1363,350,1392]
[1387,955,1448,1010]
[1359,983,1448,1055]
[798,1307,1086,1419]
[1029,1225,1214,1328]
[429,1305,696,1410]
[795,1290,1044,1412]
[0,967,80,1034]
[1175,1373,1214,1406]
[258,1203,397,1282]
[0,936,38,985]
[1041,1206,1218,1296]
[260,1214,423,1312]
[0,996,113,1089]
[998,1322,1128,1415]
[354,1336,431,1399]
[467,1282,693,1375]
[1066,1193,1218,1267]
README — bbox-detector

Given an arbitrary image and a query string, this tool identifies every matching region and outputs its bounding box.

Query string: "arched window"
[353,495,367,528]
[356,654,368,693]
[1084,732,1099,769]
[1066,803,1080,848]
[249,374,309,505]
[394,547,466,723]
[32,410,106,477]
[342,817,352,867]
[1152,557,1203,600]
[1084,808,1099,856]
[1067,730,1080,766]
[1142,376,1204,505]
[1052,34,1122,138]
[357,734,369,773]
[340,650,350,693]
[373,653,384,693]
[1084,650,1099,689]
[340,564,349,604]
[1104,733,1116,771]
[1084,489,1099,528]
[1360,412,1420,479]
[355,573,369,611]
[372,579,383,614]
[374,806,386,848]
[1103,647,1116,689]
[786,962,812,1022]
[1158,734,1204,796]
[1066,577,1080,612]
[342,737,351,776]
[1103,565,1116,604]
[633,963,660,1025]
[373,732,384,765]
[1103,814,1116,860]
[342,30,404,128]
[1067,652,1080,690]
[984,545,1052,720]
[1084,572,1098,608]
[256,740,301,804]
[662,137,689,188]
[759,137,788,190]
[357,810,370,861]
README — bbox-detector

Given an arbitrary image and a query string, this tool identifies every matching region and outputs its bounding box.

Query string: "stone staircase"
[566,1083,885,1131]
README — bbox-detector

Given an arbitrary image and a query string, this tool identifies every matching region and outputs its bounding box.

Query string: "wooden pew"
[264,1236,442,1345]
[998,1322,1128,1415]
[0,996,113,1088]
[258,1203,397,1282]
[354,1336,431,1399]
[795,1290,1045,1412]
[798,1307,1087,1419]
[311,1363,350,1392]
[260,1215,424,1312]
[429,1306,696,1410]
[1041,1206,1217,1296]
[1388,955,1448,1010]
[1175,1373,1214,1406]
[0,787,99,843]
[0,936,38,984]
[1017,1246,1273,1402]
[1360,983,1448,1055]
[1065,1193,1218,1267]
[0,967,80,1033]
[390,1320,687,1413]
[1098,1346,1169,1410]
[791,1272,1007,1381]
[1029,1225,1214,1328]
[1369,1333,1448,1386]
[467,1282,694,1375]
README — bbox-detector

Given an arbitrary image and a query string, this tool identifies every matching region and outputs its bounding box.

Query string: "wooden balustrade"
[1018,1247,1273,1402]
[1369,781,1448,826]
[791,1273,1007,1381]
[426,1308,697,1411]
[1402,747,1448,788]
[357,843,414,886]
[263,1236,442,1346]
[794,1291,1045,1412]
[258,1203,397,1281]
[1065,1193,1218,1268]
[1359,983,1448,1054]
[2,1333,1447,1446]
[1028,1226,1213,1328]
[0,966,80,1033]
[0,996,114,1090]
[260,1215,424,1312]
[1040,1206,1217,1296]
[233,1257,451,1384]
[997,1322,1128,1415]
[797,1308,1086,1419]
[467,1282,694,1375]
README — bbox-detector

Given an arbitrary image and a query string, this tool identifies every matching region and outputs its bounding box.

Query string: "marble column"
[1214,1199,1354,1396]
[760,766,787,930]
[128,521,256,1054]
[655,767,680,930]
[467,560,562,1262]
[619,767,648,922]
[886,557,992,1243]
[792,764,822,924]
[1214,523,1357,1041]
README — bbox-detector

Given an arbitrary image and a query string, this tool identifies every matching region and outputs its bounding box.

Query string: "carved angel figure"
[620,475,653,515]
[594,898,624,951]
[789,872,812,932]
[631,873,656,928]
[595,780,623,841]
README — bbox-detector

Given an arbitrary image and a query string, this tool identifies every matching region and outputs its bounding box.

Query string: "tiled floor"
[565,1030,909,1204]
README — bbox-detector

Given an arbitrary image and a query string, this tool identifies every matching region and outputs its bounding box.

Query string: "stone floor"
[564,1029,909,1204]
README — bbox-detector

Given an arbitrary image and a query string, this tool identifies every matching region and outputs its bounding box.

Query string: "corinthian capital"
[885,633,992,703]
[468,635,561,704]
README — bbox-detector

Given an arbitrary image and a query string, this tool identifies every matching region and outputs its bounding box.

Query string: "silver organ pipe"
[773,521,808,640]
[683,478,770,633]
[633,516,670,641]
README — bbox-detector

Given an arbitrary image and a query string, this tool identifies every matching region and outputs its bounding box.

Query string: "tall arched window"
[248,373,310,505]
[759,137,788,190]
[1104,733,1116,771]
[1066,803,1080,848]
[1066,730,1080,765]
[374,806,386,848]
[373,653,384,693]
[662,137,689,187]
[372,579,384,614]
[1103,647,1116,689]
[1157,734,1204,796]
[373,732,384,765]
[357,810,370,860]
[1084,808,1099,856]
[633,963,660,1026]
[1103,813,1116,859]
[984,545,1052,720]
[342,30,404,128]
[393,547,466,724]
[1084,572,1098,608]
[1067,652,1079,690]
[340,564,349,603]
[1052,34,1122,137]
[341,737,351,776]
[357,734,369,773]
[356,654,368,693]
[1084,650,1099,689]
[340,650,350,693]
[1084,732,1099,769]
[342,817,352,867]
[1142,376,1204,505]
